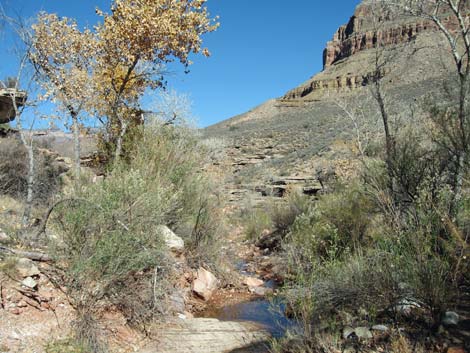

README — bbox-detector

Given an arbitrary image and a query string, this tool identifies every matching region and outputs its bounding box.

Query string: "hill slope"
[204,1,455,205]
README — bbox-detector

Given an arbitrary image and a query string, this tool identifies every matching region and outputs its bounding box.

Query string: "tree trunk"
[18,129,34,226]
[373,79,395,195]
[114,119,128,164]
[71,113,81,177]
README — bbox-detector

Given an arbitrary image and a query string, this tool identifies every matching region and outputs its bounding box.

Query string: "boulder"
[157,225,184,251]
[0,89,26,124]
[192,268,218,301]
[16,258,40,278]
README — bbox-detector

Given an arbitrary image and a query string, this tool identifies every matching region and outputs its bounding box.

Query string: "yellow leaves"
[96,0,218,67]
[31,0,218,144]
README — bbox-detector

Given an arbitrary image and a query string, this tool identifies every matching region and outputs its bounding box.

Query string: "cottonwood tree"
[31,14,97,176]
[93,0,218,162]
[379,0,470,212]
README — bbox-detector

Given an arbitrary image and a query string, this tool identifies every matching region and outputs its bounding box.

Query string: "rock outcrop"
[0,89,26,124]
[281,2,454,101]
[322,3,436,69]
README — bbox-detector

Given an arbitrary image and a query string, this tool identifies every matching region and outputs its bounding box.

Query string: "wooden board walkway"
[139,318,271,353]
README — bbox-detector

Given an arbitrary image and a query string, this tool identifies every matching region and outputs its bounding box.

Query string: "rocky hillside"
[204,0,456,205]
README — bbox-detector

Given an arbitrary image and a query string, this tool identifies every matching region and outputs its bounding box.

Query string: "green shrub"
[243,208,272,241]
[47,125,222,349]
[44,338,87,353]
[286,184,375,264]
[278,178,458,352]
[270,191,311,236]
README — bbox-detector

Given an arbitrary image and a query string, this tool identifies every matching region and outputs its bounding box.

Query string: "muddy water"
[199,298,294,338]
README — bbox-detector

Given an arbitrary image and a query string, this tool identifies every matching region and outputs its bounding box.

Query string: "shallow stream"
[199,298,294,338]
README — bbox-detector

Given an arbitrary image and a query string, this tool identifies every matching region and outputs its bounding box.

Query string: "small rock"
[9,307,21,315]
[371,324,389,332]
[442,311,459,326]
[16,258,40,278]
[21,277,38,289]
[243,277,264,287]
[178,313,187,320]
[438,325,447,335]
[183,311,194,319]
[192,268,218,301]
[343,327,355,340]
[0,230,9,242]
[16,300,28,308]
[394,298,421,316]
[250,286,273,296]
[354,327,373,339]
[157,225,184,251]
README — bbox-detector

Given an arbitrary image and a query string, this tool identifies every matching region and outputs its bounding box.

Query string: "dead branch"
[0,245,51,262]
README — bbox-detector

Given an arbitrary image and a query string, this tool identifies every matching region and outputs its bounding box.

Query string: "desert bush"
[282,236,455,345]
[0,138,61,204]
[286,184,375,265]
[200,137,227,163]
[47,125,222,350]
[278,173,459,352]
[243,208,272,241]
[44,338,87,353]
[270,190,311,236]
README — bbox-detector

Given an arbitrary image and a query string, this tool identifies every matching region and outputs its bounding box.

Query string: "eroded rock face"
[282,2,459,101]
[0,89,27,124]
[322,3,436,69]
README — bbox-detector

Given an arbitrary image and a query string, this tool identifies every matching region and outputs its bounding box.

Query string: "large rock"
[157,225,184,251]
[0,89,26,124]
[192,268,218,301]
[15,258,40,278]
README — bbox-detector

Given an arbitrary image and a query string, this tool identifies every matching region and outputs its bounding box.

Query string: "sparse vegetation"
[0,138,62,205]
[0,0,469,352]
[42,125,221,350]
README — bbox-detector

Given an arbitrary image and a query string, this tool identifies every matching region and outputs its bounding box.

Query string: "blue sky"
[0,0,361,128]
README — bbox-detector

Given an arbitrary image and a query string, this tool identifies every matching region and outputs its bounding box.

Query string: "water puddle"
[199,298,295,338]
